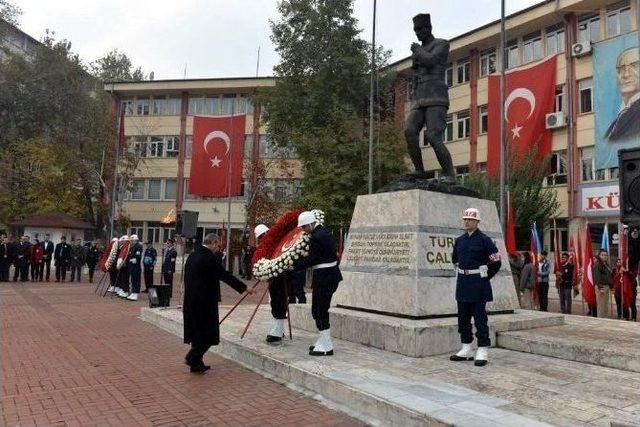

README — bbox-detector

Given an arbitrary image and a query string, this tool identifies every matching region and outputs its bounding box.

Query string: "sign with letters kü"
[580,183,620,216]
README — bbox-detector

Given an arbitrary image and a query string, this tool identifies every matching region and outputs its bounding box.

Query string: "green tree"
[0,0,21,27]
[260,0,407,228]
[464,151,559,248]
[91,49,146,82]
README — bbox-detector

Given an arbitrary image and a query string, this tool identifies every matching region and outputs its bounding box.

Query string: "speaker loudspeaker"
[176,210,199,238]
[619,147,640,224]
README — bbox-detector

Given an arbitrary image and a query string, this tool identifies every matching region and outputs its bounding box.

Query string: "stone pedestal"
[333,189,520,318]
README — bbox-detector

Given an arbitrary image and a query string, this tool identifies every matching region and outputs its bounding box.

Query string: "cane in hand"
[219,280,261,325]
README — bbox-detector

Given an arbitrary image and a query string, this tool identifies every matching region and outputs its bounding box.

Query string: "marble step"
[141,306,640,427]
[497,315,640,373]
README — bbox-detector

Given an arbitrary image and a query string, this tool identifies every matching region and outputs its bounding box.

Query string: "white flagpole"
[367,0,377,194]
[225,102,235,271]
[499,0,507,232]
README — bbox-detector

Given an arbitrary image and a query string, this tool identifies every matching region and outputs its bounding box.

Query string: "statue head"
[413,13,432,42]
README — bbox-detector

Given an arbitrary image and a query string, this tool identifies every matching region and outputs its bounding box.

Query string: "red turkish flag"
[487,56,556,177]
[189,115,246,197]
[582,224,597,307]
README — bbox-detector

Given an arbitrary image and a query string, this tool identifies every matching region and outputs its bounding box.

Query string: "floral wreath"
[252,209,325,280]
[103,240,119,271]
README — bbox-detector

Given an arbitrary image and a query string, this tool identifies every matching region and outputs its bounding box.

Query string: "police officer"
[161,239,178,306]
[293,211,343,356]
[126,234,143,301]
[142,240,157,293]
[54,236,71,282]
[253,224,289,344]
[450,208,502,367]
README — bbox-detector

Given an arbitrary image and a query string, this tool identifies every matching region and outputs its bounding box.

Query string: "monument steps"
[141,306,640,427]
[497,314,640,374]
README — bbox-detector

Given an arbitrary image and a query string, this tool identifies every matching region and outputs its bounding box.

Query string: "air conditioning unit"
[571,41,592,57]
[545,112,566,129]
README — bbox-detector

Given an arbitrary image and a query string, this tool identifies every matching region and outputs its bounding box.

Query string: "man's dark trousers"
[457,301,490,347]
[539,281,549,311]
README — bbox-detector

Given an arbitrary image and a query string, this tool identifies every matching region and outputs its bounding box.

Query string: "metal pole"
[499,0,507,232]
[367,0,377,194]
[110,98,121,239]
[225,102,234,270]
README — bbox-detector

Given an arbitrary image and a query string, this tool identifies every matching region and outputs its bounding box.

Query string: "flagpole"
[225,103,235,271]
[367,0,377,195]
[110,101,122,239]
[499,0,507,232]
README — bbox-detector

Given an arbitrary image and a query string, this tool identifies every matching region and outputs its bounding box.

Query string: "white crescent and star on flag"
[504,87,536,140]
[203,130,231,168]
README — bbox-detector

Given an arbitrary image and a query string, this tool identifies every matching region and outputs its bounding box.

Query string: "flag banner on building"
[189,115,246,197]
[118,107,127,151]
[582,224,597,307]
[487,56,557,176]
[593,31,640,169]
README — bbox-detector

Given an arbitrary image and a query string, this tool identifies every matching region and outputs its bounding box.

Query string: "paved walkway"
[0,281,362,427]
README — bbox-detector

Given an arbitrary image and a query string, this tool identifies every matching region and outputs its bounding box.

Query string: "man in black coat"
[42,234,54,281]
[293,211,343,357]
[0,235,11,282]
[183,233,252,373]
[54,236,71,282]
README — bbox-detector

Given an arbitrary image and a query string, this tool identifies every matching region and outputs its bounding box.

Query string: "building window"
[274,179,291,202]
[162,228,175,243]
[136,98,150,116]
[151,97,166,115]
[129,222,144,240]
[505,41,520,69]
[183,179,197,200]
[456,59,470,84]
[186,135,193,158]
[523,32,543,63]
[188,96,205,115]
[148,179,161,200]
[479,49,496,76]
[149,137,164,157]
[445,65,453,87]
[121,99,134,116]
[578,78,593,113]
[164,179,176,200]
[445,114,454,142]
[607,4,631,38]
[455,166,470,184]
[581,147,606,181]
[479,105,488,134]
[237,95,253,114]
[130,179,145,200]
[546,26,565,55]
[546,151,567,186]
[166,136,179,158]
[132,137,148,157]
[167,98,182,115]
[204,96,221,115]
[555,85,564,113]
[147,226,161,244]
[222,94,236,115]
[578,15,600,44]
[455,110,470,139]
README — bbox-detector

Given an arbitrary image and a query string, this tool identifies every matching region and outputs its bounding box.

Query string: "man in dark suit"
[183,233,252,373]
[42,234,54,281]
[605,47,640,141]
[54,236,71,282]
[0,235,11,281]
[161,239,178,306]
[293,211,343,357]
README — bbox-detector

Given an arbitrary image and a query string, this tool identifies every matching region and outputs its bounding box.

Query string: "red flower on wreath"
[251,209,303,266]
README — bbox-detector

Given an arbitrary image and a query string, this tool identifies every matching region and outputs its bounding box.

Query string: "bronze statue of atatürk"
[404,13,455,182]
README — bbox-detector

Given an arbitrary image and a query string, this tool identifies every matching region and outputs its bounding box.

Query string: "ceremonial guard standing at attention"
[42,234,54,281]
[116,235,131,298]
[54,236,71,282]
[69,238,85,282]
[162,239,178,304]
[142,240,157,293]
[254,224,289,344]
[293,211,343,356]
[125,234,143,301]
[450,208,502,366]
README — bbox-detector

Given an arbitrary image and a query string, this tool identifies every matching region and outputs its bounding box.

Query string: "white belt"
[313,261,337,270]
[458,268,481,275]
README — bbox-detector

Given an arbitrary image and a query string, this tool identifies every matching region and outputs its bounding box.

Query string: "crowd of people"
[0,234,102,283]
[509,226,640,320]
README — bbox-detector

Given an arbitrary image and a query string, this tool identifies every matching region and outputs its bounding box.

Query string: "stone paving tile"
[0,281,363,427]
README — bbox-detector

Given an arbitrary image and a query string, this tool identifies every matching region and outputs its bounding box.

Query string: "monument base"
[289,303,564,357]
[335,303,513,320]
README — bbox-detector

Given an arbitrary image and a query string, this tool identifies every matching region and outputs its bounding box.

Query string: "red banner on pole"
[189,115,246,197]
[582,225,597,307]
[487,56,557,177]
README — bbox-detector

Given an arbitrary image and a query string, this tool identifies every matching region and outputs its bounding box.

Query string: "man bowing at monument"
[450,208,501,366]
[183,233,254,373]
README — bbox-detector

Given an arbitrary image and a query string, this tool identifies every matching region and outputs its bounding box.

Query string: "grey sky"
[17,0,540,80]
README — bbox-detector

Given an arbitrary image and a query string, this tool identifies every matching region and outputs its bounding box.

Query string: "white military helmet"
[297,211,316,227]
[254,224,269,239]
[111,237,118,242]
[130,234,139,241]
[462,208,481,222]
[119,235,129,241]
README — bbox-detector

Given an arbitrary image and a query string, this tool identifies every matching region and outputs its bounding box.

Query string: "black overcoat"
[183,246,246,347]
